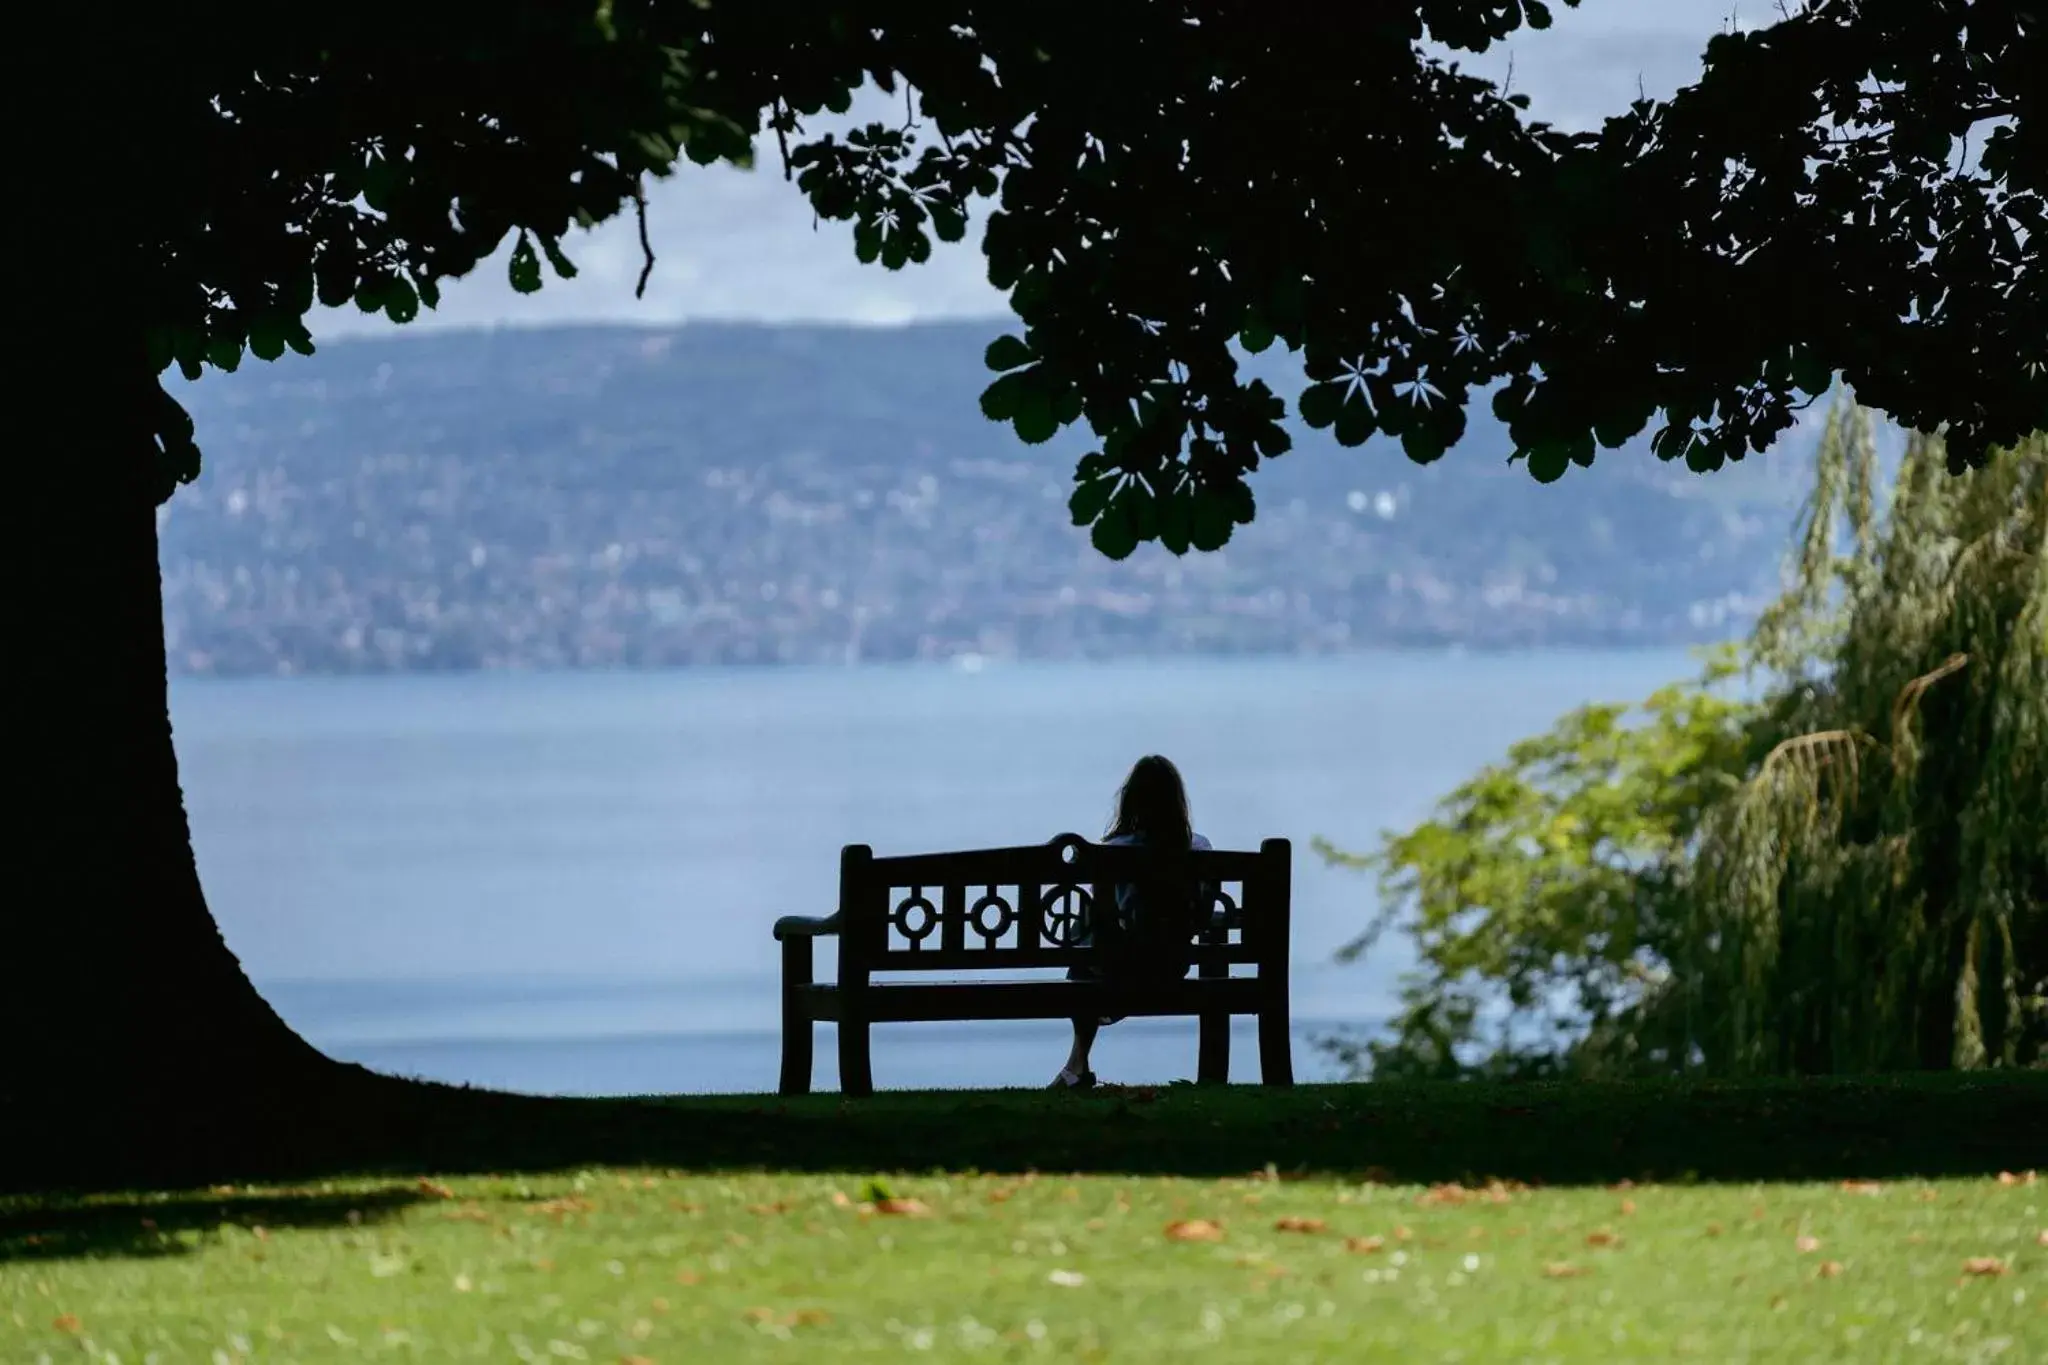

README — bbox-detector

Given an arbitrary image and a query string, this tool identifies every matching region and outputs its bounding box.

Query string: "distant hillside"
[161,321,1817,676]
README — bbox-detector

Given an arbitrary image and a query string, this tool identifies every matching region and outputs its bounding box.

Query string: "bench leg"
[838,1018,874,1098]
[1197,954,1229,1084]
[778,937,814,1096]
[1258,998,1294,1087]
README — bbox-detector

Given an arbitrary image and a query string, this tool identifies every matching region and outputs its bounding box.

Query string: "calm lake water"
[172,650,1702,1095]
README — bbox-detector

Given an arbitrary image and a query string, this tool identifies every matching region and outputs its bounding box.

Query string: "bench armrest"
[774,913,842,942]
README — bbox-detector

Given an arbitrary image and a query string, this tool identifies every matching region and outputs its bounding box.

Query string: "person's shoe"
[1049,1067,1096,1090]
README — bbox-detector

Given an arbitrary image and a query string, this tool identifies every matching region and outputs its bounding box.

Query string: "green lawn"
[6,1076,2046,1362]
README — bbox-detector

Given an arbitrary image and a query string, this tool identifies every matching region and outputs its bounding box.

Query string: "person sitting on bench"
[1052,754,1214,1090]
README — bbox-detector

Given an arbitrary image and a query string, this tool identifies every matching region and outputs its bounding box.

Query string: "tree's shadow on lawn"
[12,1067,2043,1202]
[0,1185,429,1265]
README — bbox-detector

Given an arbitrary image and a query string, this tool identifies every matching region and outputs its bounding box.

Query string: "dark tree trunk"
[9,334,338,1169]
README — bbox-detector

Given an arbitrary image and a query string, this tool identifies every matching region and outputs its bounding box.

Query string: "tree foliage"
[1318,399,2047,1081]
[126,2,2042,560]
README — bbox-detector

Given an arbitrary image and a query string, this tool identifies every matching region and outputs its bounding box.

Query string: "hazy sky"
[312,0,1754,340]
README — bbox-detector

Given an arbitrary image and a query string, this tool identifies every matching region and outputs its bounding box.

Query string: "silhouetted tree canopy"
[135,2,2042,560]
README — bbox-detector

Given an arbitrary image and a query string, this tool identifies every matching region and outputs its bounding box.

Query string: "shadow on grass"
[0,1184,430,1265]
[10,1065,2043,1200]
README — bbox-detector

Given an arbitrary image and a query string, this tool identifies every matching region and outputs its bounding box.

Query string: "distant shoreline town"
[161,322,1813,679]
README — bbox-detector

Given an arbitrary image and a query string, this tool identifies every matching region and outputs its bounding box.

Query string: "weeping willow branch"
[1322,390,2047,1082]
[1890,652,1969,757]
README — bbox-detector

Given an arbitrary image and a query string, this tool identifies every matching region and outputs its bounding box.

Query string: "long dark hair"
[1106,755,1194,850]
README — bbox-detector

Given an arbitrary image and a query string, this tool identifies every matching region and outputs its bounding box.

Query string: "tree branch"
[633,177,655,299]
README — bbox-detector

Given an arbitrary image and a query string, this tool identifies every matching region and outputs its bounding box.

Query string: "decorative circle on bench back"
[970,890,1015,943]
[892,891,938,945]
[1205,887,1240,938]
[1050,832,1086,868]
[1040,883,1093,947]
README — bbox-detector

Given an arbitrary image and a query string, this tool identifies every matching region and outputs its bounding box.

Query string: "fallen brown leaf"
[1585,1229,1624,1248]
[1344,1235,1385,1254]
[1838,1180,1883,1196]
[871,1198,931,1218]
[1394,1225,1413,1241]
[1795,1235,1822,1254]
[52,1315,81,1333]
[675,1270,700,1286]
[743,1307,775,1324]
[1542,1262,1587,1279]
[1996,1170,2037,1187]
[1416,1181,1514,1208]
[831,1191,853,1207]
[1816,1260,1844,1279]
[792,1309,832,1326]
[1165,1219,1225,1243]
[417,1177,456,1200]
[746,1202,790,1216]
[1962,1257,2008,1277]
[536,1197,592,1217]
[1619,1199,1638,1217]
[1274,1217,1326,1234]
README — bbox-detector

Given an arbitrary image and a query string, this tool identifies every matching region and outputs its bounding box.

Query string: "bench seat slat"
[794,977,1267,1023]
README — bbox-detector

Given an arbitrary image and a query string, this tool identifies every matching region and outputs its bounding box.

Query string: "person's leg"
[1062,1016,1099,1077]
[1055,960,1103,1086]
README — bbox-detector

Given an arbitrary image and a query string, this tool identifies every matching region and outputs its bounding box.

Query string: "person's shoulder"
[1191,833,1214,850]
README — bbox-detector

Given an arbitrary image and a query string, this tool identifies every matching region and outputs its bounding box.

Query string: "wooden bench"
[773,832,1293,1096]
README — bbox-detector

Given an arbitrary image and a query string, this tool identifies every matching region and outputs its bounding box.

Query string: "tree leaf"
[247,318,288,363]
[509,234,544,294]
[1525,442,1571,483]
[985,334,1033,372]
[980,372,1029,422]
[1091,503,1140,560]
[1068,470,1118,527]
[540,236,580,281]
[1012,388,1058,444]
[383,277,420,325]
[1297,382,1345,430]
[1334,396,1377,448]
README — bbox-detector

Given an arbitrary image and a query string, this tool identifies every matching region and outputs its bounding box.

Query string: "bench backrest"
[836,832,1290,978]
